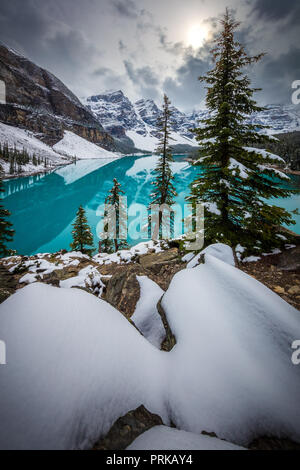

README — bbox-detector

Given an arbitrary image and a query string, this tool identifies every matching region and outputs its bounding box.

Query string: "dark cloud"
[111,0,138,19]
[249,0,300,25]
[124,60,160,100]
[251,46,300,105]
[164,52,212,110]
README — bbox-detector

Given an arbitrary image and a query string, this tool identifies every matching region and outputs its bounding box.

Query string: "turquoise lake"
[2,155,300,256]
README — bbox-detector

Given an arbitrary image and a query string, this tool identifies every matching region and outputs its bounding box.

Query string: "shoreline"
[2,162,72,181]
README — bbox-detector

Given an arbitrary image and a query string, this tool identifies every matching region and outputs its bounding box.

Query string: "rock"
[105,265,146,317]
[288,286,300,295]
[276,246,300,272]
[157,298,176,352]
[139,248,179,274]
[0,44,114,149]
[273,286,285,294]
[249,436,300,450]
[93,405,164,450]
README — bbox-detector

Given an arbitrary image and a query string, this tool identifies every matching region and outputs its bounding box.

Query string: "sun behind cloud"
[186,23,209,49]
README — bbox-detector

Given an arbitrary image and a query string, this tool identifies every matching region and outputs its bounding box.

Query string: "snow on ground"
[0,122,66,174]
[60,265,106,298]
[93,240,166,265]
[187,243,235,268]
[131,276,165,349]
[1,243,300,449]
[53,130,118,160]
[162,252,300,445]
[127,426,245,451]
[0,283,167,450]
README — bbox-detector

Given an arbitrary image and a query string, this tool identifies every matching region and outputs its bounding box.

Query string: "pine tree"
[0,166,15,257]
[70,205,94,256]
[101,178,128,253]
[188,9,298,255]
[150,94,177,239]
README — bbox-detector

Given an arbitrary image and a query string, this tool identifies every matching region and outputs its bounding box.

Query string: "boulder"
[276,246,300,272]
[139,248,179,274]
[105,264,146,317]
[93,405,164,451]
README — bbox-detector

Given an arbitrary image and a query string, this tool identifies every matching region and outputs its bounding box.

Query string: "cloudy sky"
[0,0,299,111]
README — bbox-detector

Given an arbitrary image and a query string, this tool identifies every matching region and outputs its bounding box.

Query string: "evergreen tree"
[0,165,15,257]
[188,9,298,254]
[150,94,177,238]
[70,205,94,256]
[101,178,128,253]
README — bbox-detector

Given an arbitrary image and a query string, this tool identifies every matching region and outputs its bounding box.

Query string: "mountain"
[0,43,114,150]
[85,90,300,152]
[84,90,200,152]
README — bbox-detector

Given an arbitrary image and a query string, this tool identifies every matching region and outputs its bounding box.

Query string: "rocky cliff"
[0,43,114,149]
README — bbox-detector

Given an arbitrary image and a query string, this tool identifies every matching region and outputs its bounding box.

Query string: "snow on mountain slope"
[53,131,119,160]
[85,90,198,151]
[85,90,300,152]
[0,122,65,163]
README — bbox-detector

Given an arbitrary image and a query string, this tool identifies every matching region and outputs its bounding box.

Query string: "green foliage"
[188,9,298,254]
[0,165,15,257]
[0,142,48,175]
[100,178,129,253]
[70,205,94,256]
[150,94,177,238]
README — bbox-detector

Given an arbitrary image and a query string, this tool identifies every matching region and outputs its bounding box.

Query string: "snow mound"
[187,243,235,268]
[131,276,165,348]
[0,283,166,450]
[127,426,245,450]
[53,130,118,160]
[162,254,300,445]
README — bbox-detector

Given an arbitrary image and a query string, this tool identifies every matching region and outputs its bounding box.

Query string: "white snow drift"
[127,426,245,450]
[0,244,300,450]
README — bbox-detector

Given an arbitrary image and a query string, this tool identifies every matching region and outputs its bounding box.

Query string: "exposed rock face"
[0,44,114,148]
[139,248,180,274]
[275,245,300,272]
[105,264,146,317]
[93,405,164,451]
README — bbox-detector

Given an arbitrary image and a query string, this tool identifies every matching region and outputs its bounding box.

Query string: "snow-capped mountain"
[84,90,200,152]
[85,90,300,152]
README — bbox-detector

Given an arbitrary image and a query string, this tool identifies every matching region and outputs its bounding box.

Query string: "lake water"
[2,155,300,256]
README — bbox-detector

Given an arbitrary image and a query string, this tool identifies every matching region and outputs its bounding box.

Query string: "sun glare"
[186,24,208,49]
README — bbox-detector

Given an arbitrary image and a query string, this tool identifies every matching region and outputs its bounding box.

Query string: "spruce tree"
[101,178,128,253]
[70,205,94,256]
[150,94,177,239]
[0,166,15,257]
[188,9,298,255]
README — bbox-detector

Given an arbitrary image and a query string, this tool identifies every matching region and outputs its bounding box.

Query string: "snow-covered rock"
[127,426,245,450]
[162,253,300,445]
[187,243,235,268]
[0,283,166,450]
[131,276,165,349]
